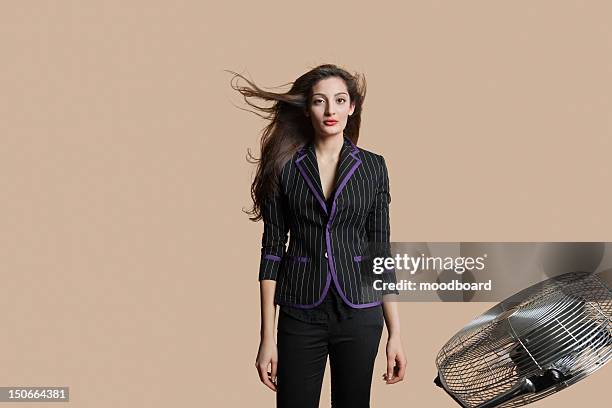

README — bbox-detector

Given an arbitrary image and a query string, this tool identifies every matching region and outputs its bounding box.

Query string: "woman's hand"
[255,337,278,391]
[383,334,406,384]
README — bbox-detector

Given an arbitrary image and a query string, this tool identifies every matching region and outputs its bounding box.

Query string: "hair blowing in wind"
[227,64,367,222]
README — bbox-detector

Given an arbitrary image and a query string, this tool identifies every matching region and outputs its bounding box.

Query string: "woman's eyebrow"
[312,92,349,97]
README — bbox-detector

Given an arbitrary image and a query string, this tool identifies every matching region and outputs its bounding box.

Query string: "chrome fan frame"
[433,271,612,408]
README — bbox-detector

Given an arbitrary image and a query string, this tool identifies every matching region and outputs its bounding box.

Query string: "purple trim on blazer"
[263,254,282,262]
[288,255,309,263]
[353,255,370,262]
[295,153,328,216]
[280,137,383,309]
[325,154,383,308]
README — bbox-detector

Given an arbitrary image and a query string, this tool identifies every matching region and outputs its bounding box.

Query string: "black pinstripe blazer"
[258,135,399,308]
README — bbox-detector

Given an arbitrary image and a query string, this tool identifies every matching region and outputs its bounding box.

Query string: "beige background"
[1,1,611,407]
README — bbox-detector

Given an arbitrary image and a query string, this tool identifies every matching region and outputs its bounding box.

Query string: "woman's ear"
[349,102,355,116]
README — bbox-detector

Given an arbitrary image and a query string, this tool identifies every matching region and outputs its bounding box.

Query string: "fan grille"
[435,271,612,408]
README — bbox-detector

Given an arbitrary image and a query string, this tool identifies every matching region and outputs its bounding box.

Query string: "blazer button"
[324,252,328,259]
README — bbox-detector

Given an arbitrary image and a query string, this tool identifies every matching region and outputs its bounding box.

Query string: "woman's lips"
[324,120,338,126]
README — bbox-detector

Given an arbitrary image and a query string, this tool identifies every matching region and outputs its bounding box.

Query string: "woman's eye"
[313,98,345,105]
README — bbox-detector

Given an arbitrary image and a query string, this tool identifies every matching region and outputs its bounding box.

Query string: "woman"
[233,64,406,407]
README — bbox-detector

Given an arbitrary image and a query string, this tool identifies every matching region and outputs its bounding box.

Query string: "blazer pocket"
[286,255,310,263]
[353,255,370,262]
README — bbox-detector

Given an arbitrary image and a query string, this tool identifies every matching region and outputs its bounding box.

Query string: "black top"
[280,280,358,322]
[279,195,382,322]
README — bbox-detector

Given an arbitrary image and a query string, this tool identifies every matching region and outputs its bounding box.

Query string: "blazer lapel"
[295,136,362,217]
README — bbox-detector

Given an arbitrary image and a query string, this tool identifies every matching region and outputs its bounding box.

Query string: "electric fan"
[434,271,612,408]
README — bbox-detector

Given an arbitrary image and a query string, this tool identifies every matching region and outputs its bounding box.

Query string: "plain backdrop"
[1,1,611,407]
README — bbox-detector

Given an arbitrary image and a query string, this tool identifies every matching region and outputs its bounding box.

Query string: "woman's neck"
[313,133,343,163]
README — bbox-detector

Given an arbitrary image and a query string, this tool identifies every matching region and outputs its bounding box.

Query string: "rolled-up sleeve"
[258,188,289,281]
[366,155,399,296]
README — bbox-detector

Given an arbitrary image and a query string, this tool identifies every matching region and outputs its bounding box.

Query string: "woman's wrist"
[260,330,275,342]
[387,328,401,340]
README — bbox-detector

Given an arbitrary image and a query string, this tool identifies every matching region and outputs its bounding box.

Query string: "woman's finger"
[386,356,396,383]
[270,360,278,387]
[396,355,407,380]
[258,361,277,391]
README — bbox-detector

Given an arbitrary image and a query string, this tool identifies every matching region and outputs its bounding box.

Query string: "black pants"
[276,306,384,408]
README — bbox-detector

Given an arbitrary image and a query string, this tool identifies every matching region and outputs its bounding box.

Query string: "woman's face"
[306,76,355,139]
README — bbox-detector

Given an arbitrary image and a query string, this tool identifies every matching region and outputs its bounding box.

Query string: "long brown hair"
[228,64,367,222]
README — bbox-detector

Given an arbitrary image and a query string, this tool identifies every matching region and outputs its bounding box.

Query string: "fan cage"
[435,271,612,408]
